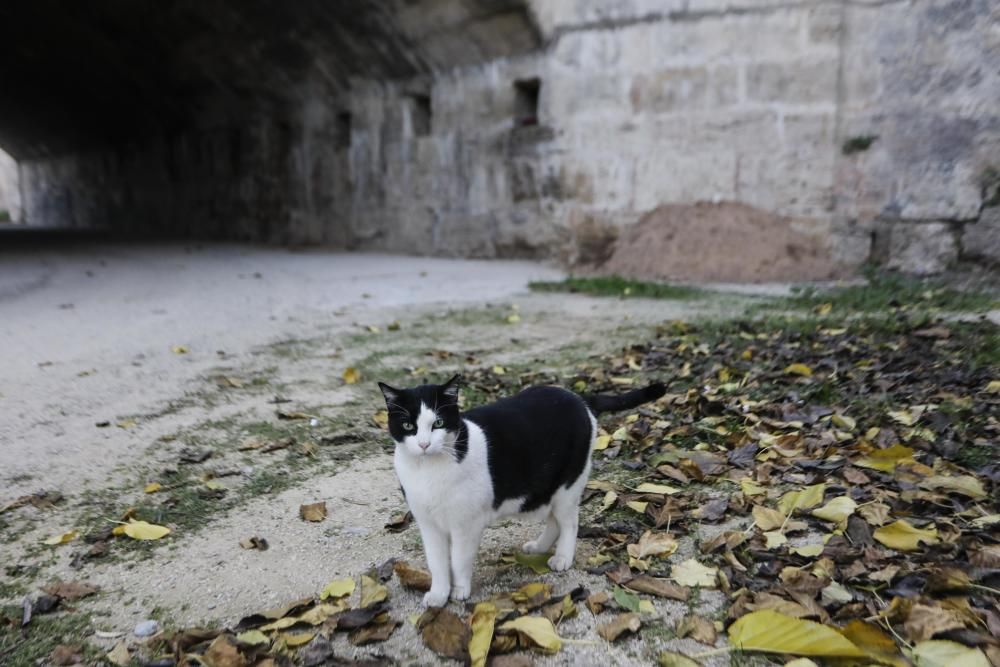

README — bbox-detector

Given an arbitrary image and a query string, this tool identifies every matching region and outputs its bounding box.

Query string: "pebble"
[134,620,159,637]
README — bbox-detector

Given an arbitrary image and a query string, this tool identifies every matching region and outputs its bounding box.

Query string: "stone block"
[961,207,1000,265]
[885,221,958,275]
[630,67,709,113]
[747,60,838,104]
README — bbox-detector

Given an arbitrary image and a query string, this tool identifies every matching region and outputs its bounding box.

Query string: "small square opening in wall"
[335,111,352,149]
[408,94,431,137]
[513,77,541,127]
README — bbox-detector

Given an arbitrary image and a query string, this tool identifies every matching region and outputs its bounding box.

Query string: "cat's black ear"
[378,382,401,405]
[440,374,462,400]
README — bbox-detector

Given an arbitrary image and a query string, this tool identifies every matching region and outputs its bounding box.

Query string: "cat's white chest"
[394,419,494,529]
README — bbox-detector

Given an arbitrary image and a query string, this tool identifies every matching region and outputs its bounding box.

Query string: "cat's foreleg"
[449,524,485,601]
[522,514,560,554]
[419,522,452,607]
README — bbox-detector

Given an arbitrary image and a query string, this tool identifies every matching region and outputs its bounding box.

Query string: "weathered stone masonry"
[3,0,997,276]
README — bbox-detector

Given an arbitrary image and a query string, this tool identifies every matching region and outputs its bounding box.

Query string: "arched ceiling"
[0,0,539,159]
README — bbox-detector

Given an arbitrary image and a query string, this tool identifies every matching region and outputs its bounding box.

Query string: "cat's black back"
[464,386,592,512]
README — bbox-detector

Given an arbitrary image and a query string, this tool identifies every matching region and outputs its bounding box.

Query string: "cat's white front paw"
[423,590,449,607]
[522,540,548,554]
[547,554,573,571]
[451,584,471,601]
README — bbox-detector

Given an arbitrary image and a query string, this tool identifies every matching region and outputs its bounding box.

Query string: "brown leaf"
[903,603,966,642]
[675,614,718,645]
[970,545,1000,569]
[489,655,534,667]
[333,603,390,631]
[44,581,99,600]
[203,635,247,667]
[418,607,470,661]
[106,640,130,666]
[586,591,611,615]
[49,644,83,666]
[384,511,412,532]
[393,561,432,591]
[691,497,729,522]
[597,612,641,642]
[624,575,689,601]
[300,502,327,522]
[238,536,269,551]
[349,617,400,645]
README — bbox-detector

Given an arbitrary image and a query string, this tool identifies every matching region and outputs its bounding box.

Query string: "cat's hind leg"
[449,523,485,601]
[522,514,559,554]
[547,491,581,571]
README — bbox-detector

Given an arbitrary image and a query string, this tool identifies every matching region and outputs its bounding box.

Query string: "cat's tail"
[582,382,666,415]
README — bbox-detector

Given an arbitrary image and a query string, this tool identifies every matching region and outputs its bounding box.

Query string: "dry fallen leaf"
[657,651,703,667]
[728,610,864,657]
[778,483,826,515]
[144,482,162,494]
[419,607,470,661]
[752,505,786,531]
[597,612,641,642]
[343,367,361,384]
[469,601,497,667]
[908,639,991,667]
[498,616,562,653]
[203,635,245,667]
[299,501,327,522]
[105,641,130,667]
[627,530,678,560]
[238,536,269,551]
[43,530,79,546]
[320,577,355,600]
[873,520,939,551]
[122,520,170,540]
[360,575,388,608]
[675,614,717,645]
[44,581,99,600]
[811,496,857,529]
[784,363,814,377]
[671,559,718,588]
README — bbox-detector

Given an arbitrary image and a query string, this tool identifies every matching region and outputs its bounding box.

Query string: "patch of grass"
[529,276,704,300]
[0,608,100,667]
[779,269,997,314]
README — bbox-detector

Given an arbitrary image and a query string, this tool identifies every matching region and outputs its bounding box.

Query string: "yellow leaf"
[873,520,939,551]
[778,484,826,515]
[752,505,786,531]
[497,616,562,653]
[627,531,679,560]
[106,641,130,667]
[342,367,361,384]
[671,559,718,588]
[366,325,380,333]
[634,482,681,495]
[171,345,189,354]
[840,620,908,667]
[123,520,171,540]
[908,640,991,667]
[811,496,857,529]
[985,380,1000,394]
[236,630,270,646]
[728,610,865,657]
[918,475,987,499]
[764,531,788,550]
[506,314,521,324]
[612,427,628,441]
[855,445,917,473]
[789,543,824,558]
[320,577,356,600]
[144,482,162,494]
[594,435,611,451]
[43,530,79,546]
[204,480,225,490]
[469,602,497,667]
[281,631,316,647]
[387,320,401,331]
[372,410,389,428]
[492,365,506,375]
[814,302,833,316]
[831,414,856,431]
[784,363,813,377]
[740,479,766,496]
[657,651,703,667]
[600,491,617,512]
[626,501,648,514]
[360,574,388,607]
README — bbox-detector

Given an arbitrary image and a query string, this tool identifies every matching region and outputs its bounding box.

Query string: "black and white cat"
[377,374,665,607]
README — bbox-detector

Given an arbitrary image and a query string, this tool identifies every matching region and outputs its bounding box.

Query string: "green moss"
[529,276,704,300]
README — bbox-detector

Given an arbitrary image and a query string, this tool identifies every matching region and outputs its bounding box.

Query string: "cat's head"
[377,374,462,458]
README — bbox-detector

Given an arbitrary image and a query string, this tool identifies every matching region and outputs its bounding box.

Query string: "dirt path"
[1,243,757,665]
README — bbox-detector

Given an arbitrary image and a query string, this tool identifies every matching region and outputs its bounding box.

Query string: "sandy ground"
[0,242,750,666]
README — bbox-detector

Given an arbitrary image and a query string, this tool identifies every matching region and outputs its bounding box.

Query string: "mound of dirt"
[597,202,846,283]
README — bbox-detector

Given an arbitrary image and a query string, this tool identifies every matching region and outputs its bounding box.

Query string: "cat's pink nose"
[418,442,430,451]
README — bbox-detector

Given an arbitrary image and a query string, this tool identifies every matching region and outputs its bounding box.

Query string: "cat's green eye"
[402,422,414,431]
[433,418,445,428]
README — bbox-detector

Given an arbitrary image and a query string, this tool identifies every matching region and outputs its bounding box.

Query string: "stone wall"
[0,150,20,223]
[11,0,999,276]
